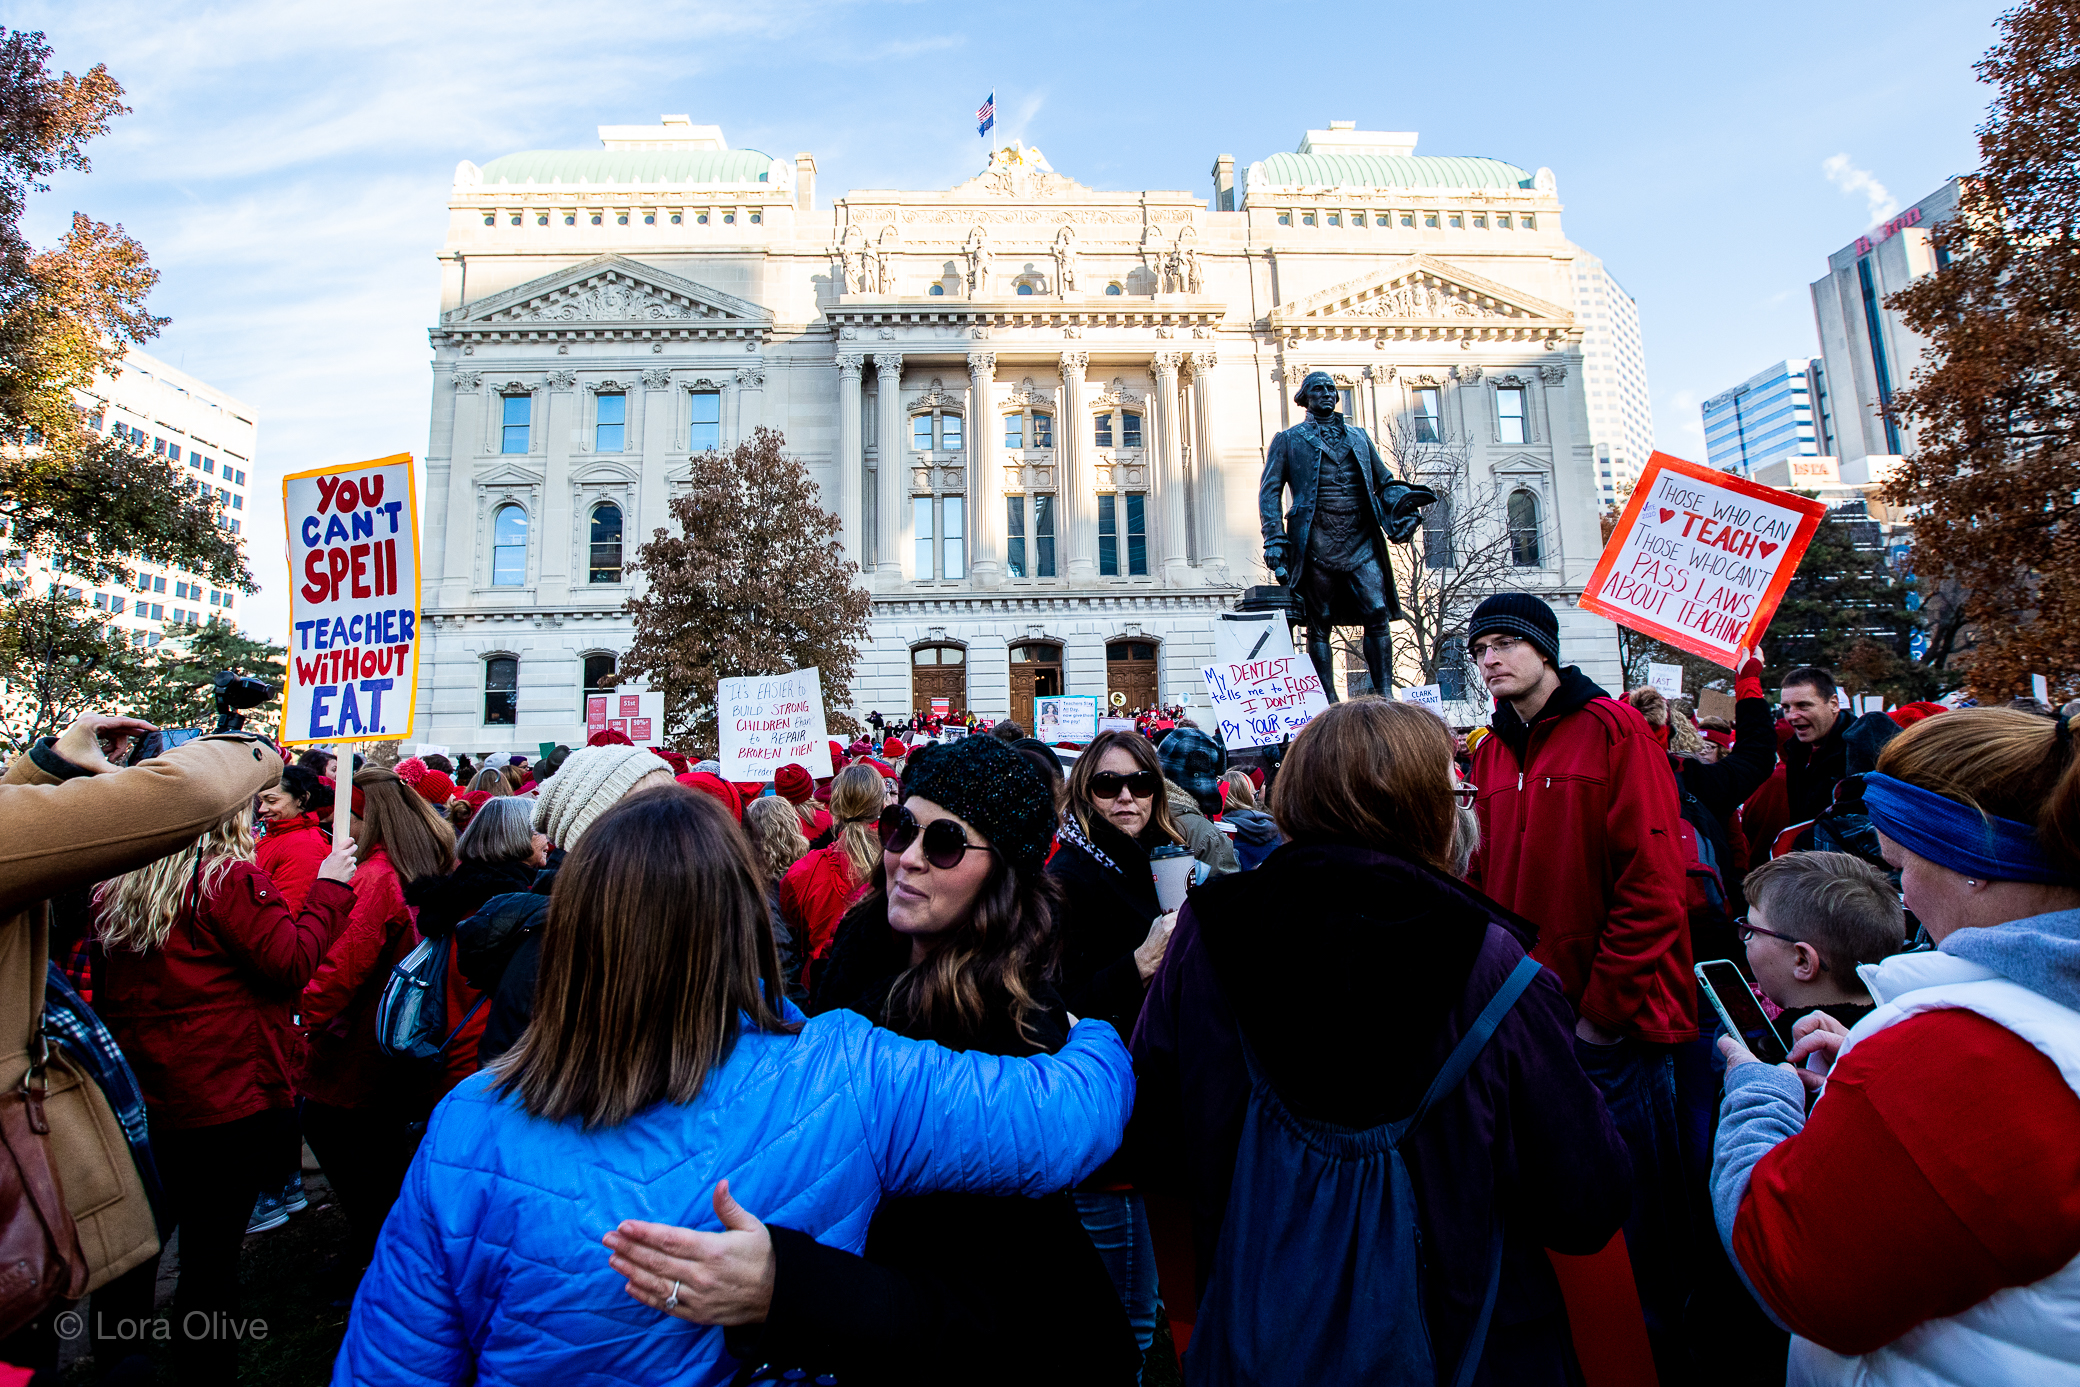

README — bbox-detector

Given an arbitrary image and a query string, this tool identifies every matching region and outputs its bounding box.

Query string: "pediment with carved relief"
[1268,255,1570,330]
[945,144,1096,199]
[445,255,774,329]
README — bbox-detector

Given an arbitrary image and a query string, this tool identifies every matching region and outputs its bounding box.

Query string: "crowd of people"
[0,587,2075,1387]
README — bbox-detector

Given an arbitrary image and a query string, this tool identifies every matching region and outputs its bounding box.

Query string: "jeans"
[1573,1035,1716,1384]
[1073,1190,1159,1356]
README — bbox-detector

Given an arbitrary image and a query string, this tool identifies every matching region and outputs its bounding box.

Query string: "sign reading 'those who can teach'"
[281,453,421,745]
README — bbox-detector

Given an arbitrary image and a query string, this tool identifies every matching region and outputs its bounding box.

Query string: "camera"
[213,670,278,734]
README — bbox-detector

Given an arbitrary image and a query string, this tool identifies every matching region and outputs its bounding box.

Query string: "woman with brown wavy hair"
[631,735,1138,1386]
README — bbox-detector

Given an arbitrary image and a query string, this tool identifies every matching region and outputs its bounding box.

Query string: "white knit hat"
[532,743,672,849]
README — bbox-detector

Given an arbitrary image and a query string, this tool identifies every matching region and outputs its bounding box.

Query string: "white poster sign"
[1648,662,1685,702]
[717,667,834,780]
[1199,612,1330,750]
[1397,684,1444,712]
[1035,695,1100,744]
[283,453,421,745]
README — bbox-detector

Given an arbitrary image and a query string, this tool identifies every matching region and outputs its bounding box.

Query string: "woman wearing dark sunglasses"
[633,735,1137,1387]
[1048,727,1188,1365]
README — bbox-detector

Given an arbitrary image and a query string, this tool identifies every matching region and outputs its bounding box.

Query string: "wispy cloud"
[1821,154,1900,226]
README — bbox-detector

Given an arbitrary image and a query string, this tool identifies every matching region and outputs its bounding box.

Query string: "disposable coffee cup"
[1149,846,1195,912]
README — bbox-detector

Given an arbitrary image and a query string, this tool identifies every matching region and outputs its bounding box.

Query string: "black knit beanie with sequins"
[900,735,1057,875]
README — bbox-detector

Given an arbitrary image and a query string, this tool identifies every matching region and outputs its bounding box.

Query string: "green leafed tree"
[1761,502,1945,702]
[621,427,872,749]
[129,616,286,738]
[0,29,245,590]
[0,588,136,750]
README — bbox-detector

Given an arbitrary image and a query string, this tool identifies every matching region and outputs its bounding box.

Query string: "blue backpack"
[1185,954,1542,1387]
[375,936,486,1063]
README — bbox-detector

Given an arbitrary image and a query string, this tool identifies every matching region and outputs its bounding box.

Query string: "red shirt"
[255,812,329,913]
[1733,1009,2080,1352]
[96,864,354,1128]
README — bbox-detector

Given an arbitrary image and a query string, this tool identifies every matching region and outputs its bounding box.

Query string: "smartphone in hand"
[1696,959,1791,1065]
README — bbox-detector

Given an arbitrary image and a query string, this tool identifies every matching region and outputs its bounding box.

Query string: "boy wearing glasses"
[1739,851,1905,1033]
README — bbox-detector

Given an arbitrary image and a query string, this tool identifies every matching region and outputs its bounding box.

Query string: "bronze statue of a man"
[1259,371,1438,700]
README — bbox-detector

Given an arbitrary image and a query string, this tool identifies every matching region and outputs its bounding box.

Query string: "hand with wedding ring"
[603,1179,776,1326]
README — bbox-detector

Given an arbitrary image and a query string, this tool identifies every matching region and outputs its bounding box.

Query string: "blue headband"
[1862,772,2069,885]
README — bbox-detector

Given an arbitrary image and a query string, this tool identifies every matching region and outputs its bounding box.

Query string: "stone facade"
[413,118,1625,752]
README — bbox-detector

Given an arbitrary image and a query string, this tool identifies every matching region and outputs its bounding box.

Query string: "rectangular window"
[1033,413,1052,448]
[1423,497,1455,569]
[1098,494,1118,575]
[217,487,229,504]
[1338,387,1355,417]
[501,394,531,453]
[92,593,107,611]
[689,390,721,451]
[200,457,212,473]
[109,595,124,615]
[1125,493,1148,576]
[595,392,626,452]
[1413,388,1442,443]
[1006,495,1026,578]
[1034,494,1056,577]
[941,497,965,580]
[942,413,961,450]
[150,603,163,620]
[153,576,166,593]
[1004,413,1022,449]
[913,415,933,450]
[1094,412,1114,448]
[1123,412,1142,449]
[232,494,242,509]
[1498,387,1527,444]
[914,497,933,579]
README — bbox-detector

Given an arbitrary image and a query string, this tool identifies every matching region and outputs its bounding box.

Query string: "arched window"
[492,504,528,586]
[484,656,518,725]
[1015,282,1035,296]
[589,502,623,584]
[1508,489,1543,567]
[583,653,616,690]
[1104,283,1123,296]
[928,283,945,296]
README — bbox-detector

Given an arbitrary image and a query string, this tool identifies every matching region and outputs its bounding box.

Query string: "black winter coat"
[404,857,538,940]
[732,908,1138,1387]
[453,857,559,1066]
[1046,814,1162,1037]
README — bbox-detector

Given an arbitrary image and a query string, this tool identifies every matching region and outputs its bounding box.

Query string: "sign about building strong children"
[282,454,421,745]
[1580,451,1827,667]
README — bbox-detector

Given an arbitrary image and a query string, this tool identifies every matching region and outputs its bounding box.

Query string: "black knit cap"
[900,736,1057,875]
[1467,592,1560,666]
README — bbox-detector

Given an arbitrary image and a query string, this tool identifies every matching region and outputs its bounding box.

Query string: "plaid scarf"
[44,963,163,1224]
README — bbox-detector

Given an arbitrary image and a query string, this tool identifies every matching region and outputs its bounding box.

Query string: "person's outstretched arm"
[0,717,280,916]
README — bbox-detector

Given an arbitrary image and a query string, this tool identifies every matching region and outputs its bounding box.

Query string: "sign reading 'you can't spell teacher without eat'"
[281,453,422,746]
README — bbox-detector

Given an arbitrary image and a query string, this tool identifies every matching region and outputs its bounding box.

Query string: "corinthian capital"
[1152,351,1184,374]
[967,352,997,376]
[1060,351,1090,374]
[1189,350,1218,372]
[873,351,904,376]
[836,352,865,380]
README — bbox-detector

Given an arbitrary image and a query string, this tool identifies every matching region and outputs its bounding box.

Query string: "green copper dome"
[1255,152,1533,191]
[478,149,775,185]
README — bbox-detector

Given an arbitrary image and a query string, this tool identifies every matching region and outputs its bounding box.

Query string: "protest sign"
[1698,688,1736,722]
[283,454,420,745]
[2033,674,2051,707]
[1098,717,1135,734]
[1199,611,1330,750]
[717,668,834,781]
[1580,452,1828,668]
[586,689,665,744]
[1648,662,1684,702]
[1397,684,1444,712]
[1035,695,1099,744]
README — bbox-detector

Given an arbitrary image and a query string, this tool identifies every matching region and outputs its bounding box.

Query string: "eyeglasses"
[1469,634,1525,660]
[1089,769,1160,801]
[1736,917,1828,968]
[1452,783,1479,806]
[878,805,996,870]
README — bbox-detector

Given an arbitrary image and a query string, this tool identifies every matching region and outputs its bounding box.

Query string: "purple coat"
[1127,842,1632,1384]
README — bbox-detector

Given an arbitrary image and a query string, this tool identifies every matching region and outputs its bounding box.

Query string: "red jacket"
[1467,668,1698,1043]
[95,862,354,1129]
[300,846,420,1109]
[778,843,868,969]
[255,812,329,913]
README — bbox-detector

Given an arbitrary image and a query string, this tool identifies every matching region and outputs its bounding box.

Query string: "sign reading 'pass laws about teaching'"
[282,454,421,745]
[717,668,834,781]
[1580,452,1828,668]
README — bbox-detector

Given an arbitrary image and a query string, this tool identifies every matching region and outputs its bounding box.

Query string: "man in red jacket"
[1463,591,1702,1379]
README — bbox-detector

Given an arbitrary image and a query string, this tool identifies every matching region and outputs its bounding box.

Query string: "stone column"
[1190,351,1220,574]
[836,353,864,572]
[540,371,577,594]
[1151,352,1189,583]
[967,352,1001,584]
[874,352,906,583]
[442,373,484,601]
[638,368,674,544]
[1059,352,1093,579]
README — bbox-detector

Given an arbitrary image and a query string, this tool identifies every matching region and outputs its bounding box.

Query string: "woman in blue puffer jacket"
[333,784,1134,1387]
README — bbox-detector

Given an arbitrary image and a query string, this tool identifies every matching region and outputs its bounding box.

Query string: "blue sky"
[6,0,2005,640]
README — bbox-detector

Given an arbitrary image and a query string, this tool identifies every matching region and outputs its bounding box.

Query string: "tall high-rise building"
[5,346,257,647]
[1700,358,1826,477]
[1810,177,1962,483]
[1567,250,1654,507]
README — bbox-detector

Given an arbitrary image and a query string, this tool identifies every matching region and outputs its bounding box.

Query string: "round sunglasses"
[878,804,998,869]
[1088,769,1160,801]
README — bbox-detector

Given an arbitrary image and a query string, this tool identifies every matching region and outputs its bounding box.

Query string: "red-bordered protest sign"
[1580,451,1829,668]
[281,453,421,746]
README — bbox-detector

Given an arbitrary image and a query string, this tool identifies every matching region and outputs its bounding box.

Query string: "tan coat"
[0,732,282,1289]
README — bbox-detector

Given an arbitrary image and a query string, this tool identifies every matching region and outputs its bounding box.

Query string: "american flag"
[977,92,995,139]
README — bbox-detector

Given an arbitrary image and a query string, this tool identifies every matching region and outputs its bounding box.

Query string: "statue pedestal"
[1237,585,1298,619]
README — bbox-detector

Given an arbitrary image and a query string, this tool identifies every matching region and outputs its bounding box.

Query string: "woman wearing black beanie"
[612,734,1138,1386]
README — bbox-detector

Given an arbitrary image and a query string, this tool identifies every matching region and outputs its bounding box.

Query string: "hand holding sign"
[1580,452,1826,668]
